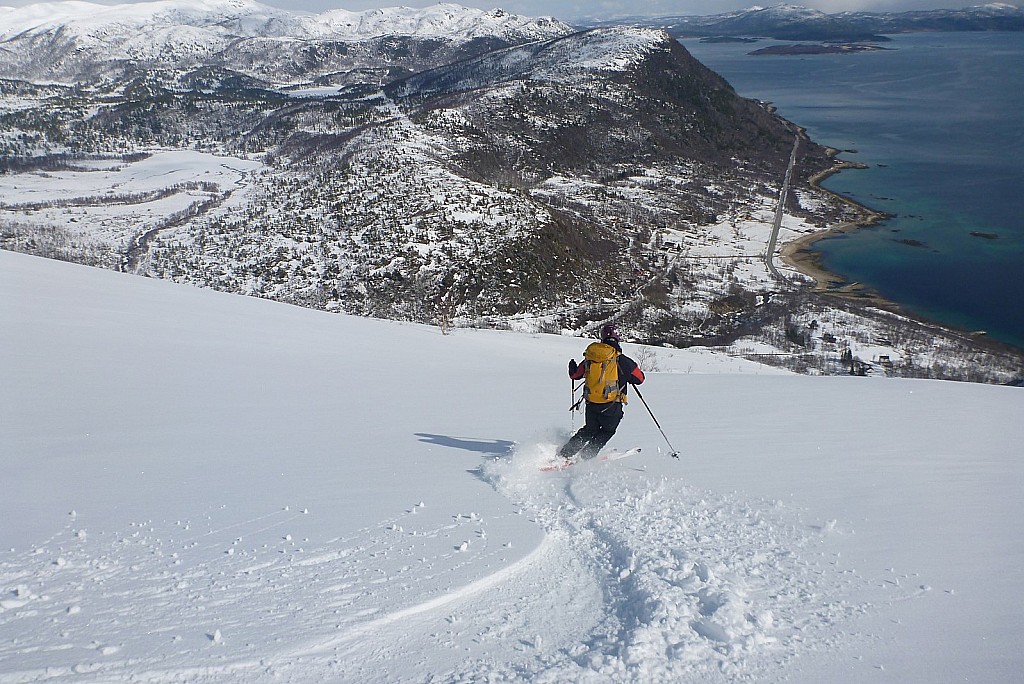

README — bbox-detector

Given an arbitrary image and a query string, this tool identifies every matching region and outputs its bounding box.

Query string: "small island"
[700,36,760,44]
[894,238,929,248]
[750,43,893,56]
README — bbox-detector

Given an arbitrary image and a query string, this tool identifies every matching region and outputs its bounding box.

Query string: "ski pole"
[569,380,584,431]
[569,380,584,412]
[633,385,680,458]
[570,377,576,431]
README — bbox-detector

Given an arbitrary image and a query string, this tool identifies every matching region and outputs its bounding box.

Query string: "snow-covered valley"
[2,249,1021,682]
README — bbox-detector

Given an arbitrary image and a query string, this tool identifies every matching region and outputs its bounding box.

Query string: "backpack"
[583,342,625,404]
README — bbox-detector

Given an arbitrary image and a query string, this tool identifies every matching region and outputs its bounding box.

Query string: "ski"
[602,446,641,462]
[540,447,641,472]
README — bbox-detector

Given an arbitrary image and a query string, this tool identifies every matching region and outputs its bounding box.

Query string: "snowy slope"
[390,25,673,99]
[1,249,1022,683]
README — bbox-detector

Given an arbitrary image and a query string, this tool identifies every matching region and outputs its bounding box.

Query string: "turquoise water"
[683,33,1024,349]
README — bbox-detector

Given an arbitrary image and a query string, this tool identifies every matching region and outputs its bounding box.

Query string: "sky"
[2,0,1019,22]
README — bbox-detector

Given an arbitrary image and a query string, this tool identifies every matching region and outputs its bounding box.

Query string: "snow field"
[0,151,263,252]
[0,499,538,682]
[466,445,867,682]
[0,151,261,207]
[2,249,1023,683]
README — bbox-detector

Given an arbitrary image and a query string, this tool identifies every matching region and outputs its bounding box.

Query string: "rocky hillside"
[120,26,838,330]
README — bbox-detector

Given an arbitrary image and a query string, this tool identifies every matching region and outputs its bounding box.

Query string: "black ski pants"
[559,401,623,460]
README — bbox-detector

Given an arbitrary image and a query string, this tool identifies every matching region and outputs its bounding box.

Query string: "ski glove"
[569,359,578,374]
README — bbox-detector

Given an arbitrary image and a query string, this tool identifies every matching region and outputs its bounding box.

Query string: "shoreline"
[779,152,1024,356]
[780,151,894,304]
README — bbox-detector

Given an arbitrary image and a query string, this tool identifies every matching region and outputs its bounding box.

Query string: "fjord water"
[683,33,1024,350]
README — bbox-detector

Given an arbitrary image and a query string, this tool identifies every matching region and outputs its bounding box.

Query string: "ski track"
[0,442,923,682]
[457,443,879,682]
[0,498,527,683]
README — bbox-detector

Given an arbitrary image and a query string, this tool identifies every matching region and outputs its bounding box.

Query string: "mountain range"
[0,1,571,83]
[586,3,1024,41]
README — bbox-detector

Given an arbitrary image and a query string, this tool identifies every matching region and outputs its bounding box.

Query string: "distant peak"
[0,1,572,42]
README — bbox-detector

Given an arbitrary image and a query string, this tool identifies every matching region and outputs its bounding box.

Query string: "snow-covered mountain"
[0,0,572,82]
[0,0,569,42]
[3,247,1023,682]
[388,26,674,93]
[0,20,847,353]
[700,3,833,31]
[2,3,1021,384]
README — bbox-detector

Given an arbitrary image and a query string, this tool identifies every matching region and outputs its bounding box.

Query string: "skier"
[558,323,645,462]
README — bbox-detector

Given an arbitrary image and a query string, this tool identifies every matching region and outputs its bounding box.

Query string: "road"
[765,135,799,284]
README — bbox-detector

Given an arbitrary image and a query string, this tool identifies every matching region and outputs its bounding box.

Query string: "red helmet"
[600,324,620,341]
